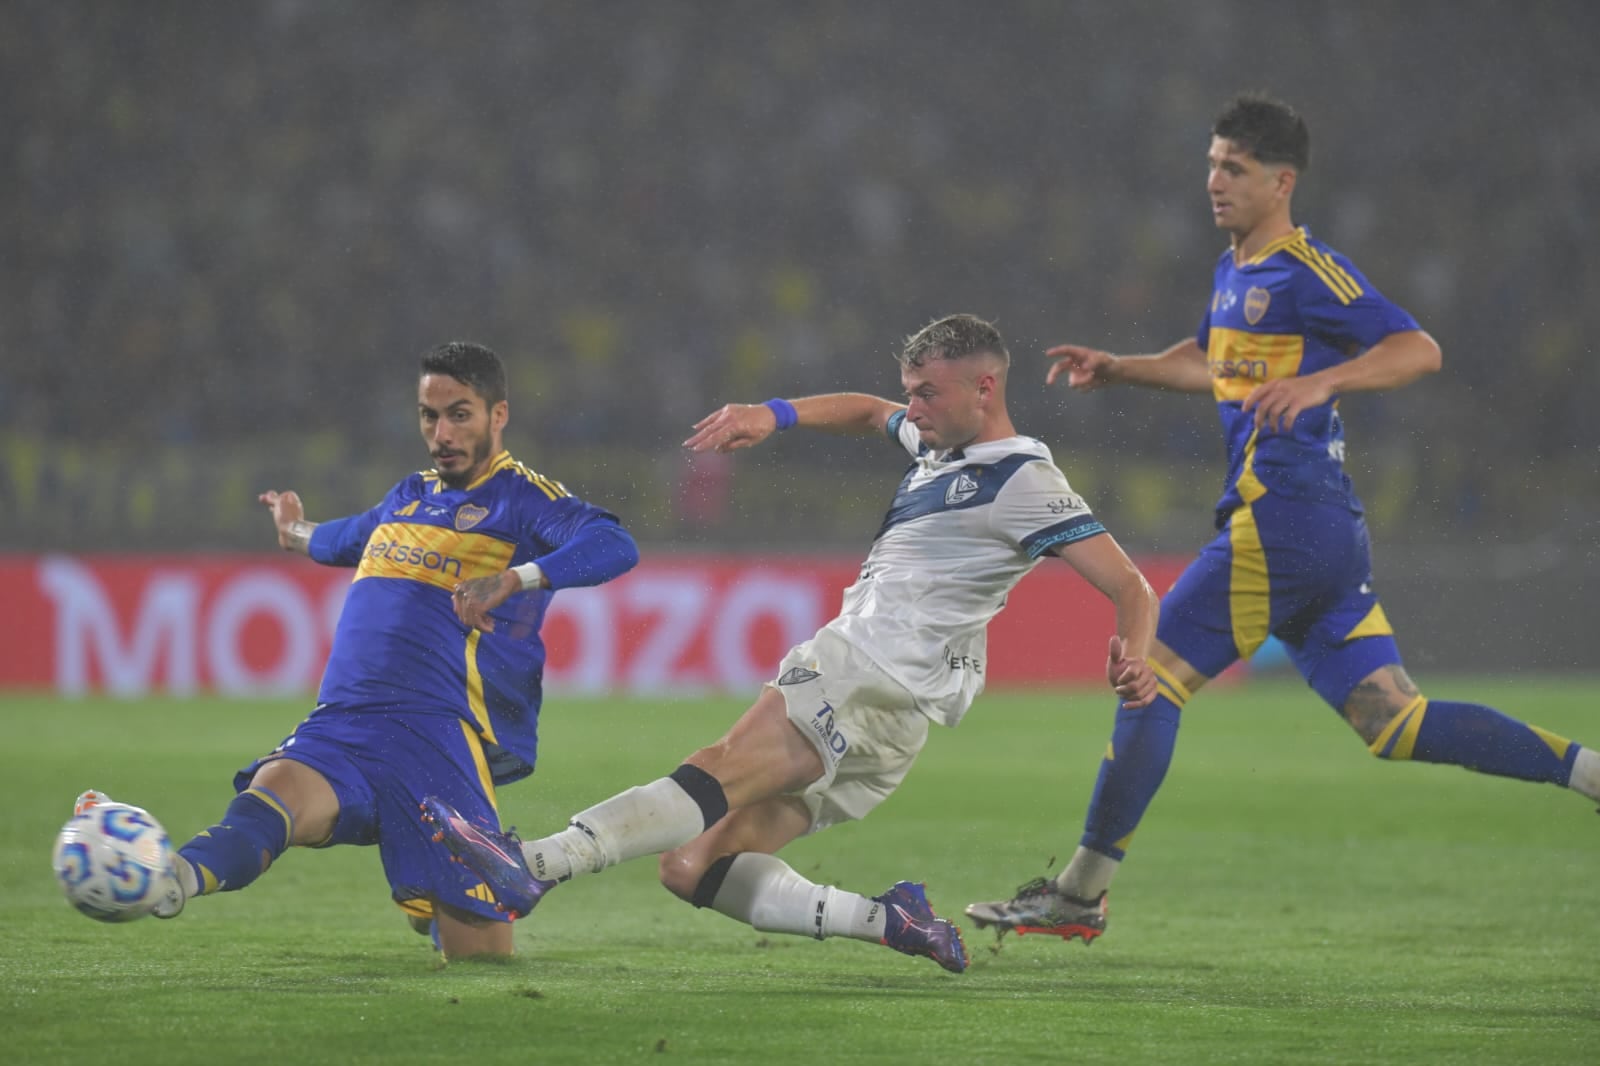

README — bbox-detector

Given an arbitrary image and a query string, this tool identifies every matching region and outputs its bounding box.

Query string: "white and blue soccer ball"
[52,802,175,923]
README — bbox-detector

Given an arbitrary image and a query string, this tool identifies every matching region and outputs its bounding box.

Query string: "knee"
[1352,693,1428,758]
[1346,711,1390,749]
[1342,693,1424,749]
[658,848,705,902]
[1340,665,1425,751]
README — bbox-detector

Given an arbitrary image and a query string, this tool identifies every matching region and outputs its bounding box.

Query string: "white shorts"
[769,628,930,833]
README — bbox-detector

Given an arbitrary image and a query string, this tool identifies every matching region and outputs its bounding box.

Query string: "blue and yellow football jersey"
[305,450,637,784]
[1197,226,1419,522]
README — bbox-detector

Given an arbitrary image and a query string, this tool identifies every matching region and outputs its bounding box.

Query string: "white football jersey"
[822,410,1106,727]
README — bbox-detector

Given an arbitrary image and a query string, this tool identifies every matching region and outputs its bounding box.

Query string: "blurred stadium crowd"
[5,1,1597,552]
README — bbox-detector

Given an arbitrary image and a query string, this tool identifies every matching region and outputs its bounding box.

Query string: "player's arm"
[259,490,384,565]
[1046,337,1213,394]
[453,505,640,634]
[683,393,903,454]
[258,490,318,555]
[1051,533,1160,708]
[1243,329,1442,432]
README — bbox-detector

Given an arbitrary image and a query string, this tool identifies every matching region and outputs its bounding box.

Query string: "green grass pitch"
[3,679,1596,1065]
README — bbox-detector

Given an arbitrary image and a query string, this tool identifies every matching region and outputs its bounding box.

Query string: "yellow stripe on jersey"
[463,630,500,746]
[353,522,514,591]
[1241,229,1305,266]
[1206,328,1306,402]
[1228,429,1272,660]
[458,718,499,811]
[1304,242,1363,301]
[506,458,570,501]
[465,452,517,491]
[1285,242,1363,304]
[1234,428,1268,506]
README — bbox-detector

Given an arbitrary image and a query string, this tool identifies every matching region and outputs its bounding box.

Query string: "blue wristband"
[763,398,798,431]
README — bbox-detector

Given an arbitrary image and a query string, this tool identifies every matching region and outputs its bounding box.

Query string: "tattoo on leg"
[1379,664,1420,699]
[1343,681,1391,741]
[1342,666,1419,743]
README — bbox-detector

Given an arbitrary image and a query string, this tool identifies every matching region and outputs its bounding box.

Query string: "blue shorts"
[234,706,510,923]
[1157,493,1402,710]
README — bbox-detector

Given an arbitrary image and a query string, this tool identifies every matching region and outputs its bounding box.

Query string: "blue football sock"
[176,786,295,895]
[1079,691,1183,860]
[1370,697,1580,785]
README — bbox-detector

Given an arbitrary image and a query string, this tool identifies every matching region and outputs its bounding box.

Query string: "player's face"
[418,373,506,488]
[1206,136,1292,238]
[902,357,987,451]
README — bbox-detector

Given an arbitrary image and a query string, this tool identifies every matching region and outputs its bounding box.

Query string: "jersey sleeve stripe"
[1304,244,1363,300]
[507,459,569,500]
[533,474,569,498]
[1280,243,1356,302]
[1020,516,1107,558]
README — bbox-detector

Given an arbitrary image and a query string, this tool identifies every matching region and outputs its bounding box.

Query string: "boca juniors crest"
[1244,286,1271,325]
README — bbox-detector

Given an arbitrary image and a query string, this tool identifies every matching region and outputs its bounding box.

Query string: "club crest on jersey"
[778,666,821,686]
[454,504,489,531]
[1244,286,1271,325]
[945,471,980,505]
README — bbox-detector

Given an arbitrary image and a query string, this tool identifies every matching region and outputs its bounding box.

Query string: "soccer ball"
[52,802,176,923]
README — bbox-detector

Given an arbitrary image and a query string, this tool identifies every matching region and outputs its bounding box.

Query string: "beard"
[434,437,492,489]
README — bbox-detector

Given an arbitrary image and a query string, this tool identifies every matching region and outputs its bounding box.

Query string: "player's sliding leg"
[155,758,339,918]
[1337,661,1600,801]
[664,796,966,973]
[424,687,821,915]
[421,764,734,917]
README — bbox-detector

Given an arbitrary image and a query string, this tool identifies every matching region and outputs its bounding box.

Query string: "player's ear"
[1275,165,1298,200]
[491,400,509,432]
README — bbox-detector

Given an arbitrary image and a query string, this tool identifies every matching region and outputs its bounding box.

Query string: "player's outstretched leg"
[419,795,553,919]
[71,790,187,919]
[875,881,970,973]
[965,877,1109,942]
[1367,695,1600,801]
[680,838,968,973]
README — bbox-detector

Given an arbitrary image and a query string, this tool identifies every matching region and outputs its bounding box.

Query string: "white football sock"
[708,853,885,943]
[521,777,709,881]
[1568,747,1600,803]
[1055,845,1120,901]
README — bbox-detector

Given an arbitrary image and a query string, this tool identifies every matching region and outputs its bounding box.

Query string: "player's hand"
[1106,635,1157,708]
[258,490,307,551]
[683,403,778,453]
[1241,375,1333,433]
[1045,344,1117,390]
[452,571,520,634]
